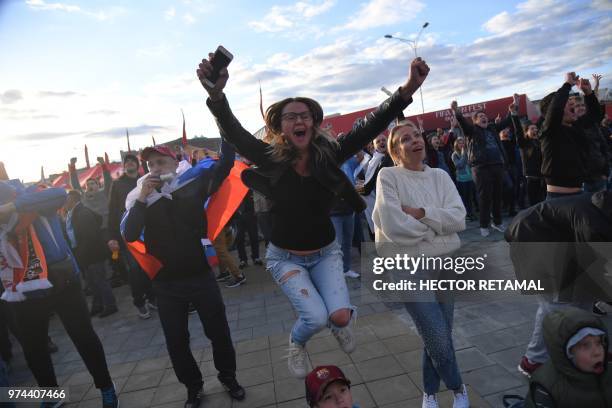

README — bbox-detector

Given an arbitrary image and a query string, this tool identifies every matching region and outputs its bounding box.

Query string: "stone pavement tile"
[366,374,421,406]
[395,349,423,373]
[270,333,290,348]
[351,383,376,408]
[67,382,92,402]
[152,401,185,408]
[270,345,289,365]
[81,376,128,401]
[132,355,171,374]
[236,364,274,388]
[467,322,533,354]
[109,363,137,379]
[453,333,473,350]
[353,326,379,345]
[152,382,186,405]
[159,368,179,386]
[355,355,404,382]
[462,364,524,396]
[200,391,232,408]
[115,388,156,408]
[356,304,376,316]
[197,347,214,362]
[237,315,268,329]
[104,351,130,366]
[454,316,508,338]
[381,333,423,354]
[274,376,305,402]
[483,385,528,408]
[266,309,295,322]
[235,337,270,355]
[238,307,265,320]
[232,382,275,408]
[253,321,285,338]
[488,344,530,374]
[272,360,292,379]
[236,349,271,370]
[123,345,164,363]
[305,335,339,354]
[202,375,226,395]
[230,328,254,343]
[200,360,218,378]
[122,369,164,393]
[309,349,351,368]
[65,370,93,386]
[349,340,391,363]
[456,347,497,373]
[370,321,412,339]
[338,363,364,385]
[240,299,266,310]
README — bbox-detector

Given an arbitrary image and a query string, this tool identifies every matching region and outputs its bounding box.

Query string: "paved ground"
[7,217,612,407]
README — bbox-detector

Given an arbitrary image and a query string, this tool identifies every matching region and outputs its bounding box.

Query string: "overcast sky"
[1,0,611,182]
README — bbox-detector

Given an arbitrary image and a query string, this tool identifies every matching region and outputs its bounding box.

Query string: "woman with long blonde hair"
[198,50,429,378]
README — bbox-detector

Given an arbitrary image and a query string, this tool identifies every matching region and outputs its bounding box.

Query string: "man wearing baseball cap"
[122,141,245,407]
[107,152,156,319]
[305,365,359,408]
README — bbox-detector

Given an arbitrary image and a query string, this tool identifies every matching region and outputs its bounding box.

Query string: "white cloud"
[164,6,176,20]
[25,0,127,21]
[341,0,425,31]
[248,0,335,33]
[137,41,180,58]
[1,90,23,104]
[183,13,196,25]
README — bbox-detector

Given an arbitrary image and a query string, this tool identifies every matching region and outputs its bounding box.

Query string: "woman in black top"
[197,50,429,378]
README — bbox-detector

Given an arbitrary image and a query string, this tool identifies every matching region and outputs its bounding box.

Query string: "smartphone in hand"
[203,45,233,88]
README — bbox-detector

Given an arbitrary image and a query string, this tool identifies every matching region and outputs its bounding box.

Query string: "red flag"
[207,160,249,241]
[104,152,109,164]
[259,81,265,121]
[181,109,187,146]
[152,136,156,146]
[126,128,132,152]
[84,144,90,168]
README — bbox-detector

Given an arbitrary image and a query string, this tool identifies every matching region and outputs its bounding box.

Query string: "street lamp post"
[384,22,429,114]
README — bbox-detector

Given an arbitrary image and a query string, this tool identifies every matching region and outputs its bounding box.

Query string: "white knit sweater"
[372,165,466,257]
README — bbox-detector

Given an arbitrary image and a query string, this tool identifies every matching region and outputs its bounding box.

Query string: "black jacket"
[361,154,394,197]
[577,94,609,182]
[70,202,109,268]
[206,90,412,214]
[505,191,612,302]
[107,174,138,241]
[454,110,513,168]
[540,83,588,188]
[123,141,235,281]
[513,119,542,178]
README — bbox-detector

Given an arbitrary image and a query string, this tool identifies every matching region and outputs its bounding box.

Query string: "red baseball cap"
[141,145,176,161]
[305,365,351,407]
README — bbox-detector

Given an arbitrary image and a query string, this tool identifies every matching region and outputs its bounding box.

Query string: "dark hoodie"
[525,307,611,408]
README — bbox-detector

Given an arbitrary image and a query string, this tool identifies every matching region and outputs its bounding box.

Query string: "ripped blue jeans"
[266,241,354,345]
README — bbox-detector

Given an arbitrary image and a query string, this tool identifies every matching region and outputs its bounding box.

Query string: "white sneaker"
[332,326,356,354]
[422,393,439,408]
[491,223,506,233]
[480,228,490,237]
[137,305,151,319]
[287,338,308,378]
[344,270,360,279]
[453,384,470,408]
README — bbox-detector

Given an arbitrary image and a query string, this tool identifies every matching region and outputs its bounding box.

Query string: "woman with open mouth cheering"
[197,50,429,378]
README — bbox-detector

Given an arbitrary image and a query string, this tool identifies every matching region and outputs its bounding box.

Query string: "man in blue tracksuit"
[0,180,118,408]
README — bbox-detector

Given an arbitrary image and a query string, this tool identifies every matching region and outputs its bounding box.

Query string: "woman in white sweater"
[372,120,469,408]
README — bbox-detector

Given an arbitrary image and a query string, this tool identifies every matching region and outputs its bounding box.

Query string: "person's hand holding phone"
[138,174,161,203]
[197,46,233,101]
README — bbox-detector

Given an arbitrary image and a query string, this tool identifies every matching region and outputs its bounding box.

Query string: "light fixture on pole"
[384,22,429,114]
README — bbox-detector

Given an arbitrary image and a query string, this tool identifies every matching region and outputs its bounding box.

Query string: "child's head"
[306,365,353,408]
[567,328,606,374]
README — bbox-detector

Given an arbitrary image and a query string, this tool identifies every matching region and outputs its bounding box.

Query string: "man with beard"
[107,153,155,319]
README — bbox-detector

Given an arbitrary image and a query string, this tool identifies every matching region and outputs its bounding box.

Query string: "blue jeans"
[403,301,462,395]
[84,262,116,310]
[266,241,354,345]
[331,213,355,272]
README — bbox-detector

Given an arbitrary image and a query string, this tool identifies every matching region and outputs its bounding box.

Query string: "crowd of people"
[0,47,610,408]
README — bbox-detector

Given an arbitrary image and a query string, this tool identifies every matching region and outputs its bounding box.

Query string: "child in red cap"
[305,365,359,408]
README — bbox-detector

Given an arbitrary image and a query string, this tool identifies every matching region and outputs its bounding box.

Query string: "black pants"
[0,301,19,362]
[526,177,546,207]
[153,273,236,391]
[9,279,112,389]
[121,241,155,308]
[235,213,260,262]
[472,165,504,228]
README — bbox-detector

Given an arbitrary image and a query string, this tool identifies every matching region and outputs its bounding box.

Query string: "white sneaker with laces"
[453,384,470,408]
[344,270,360,279]
[480,228,490,237]
[422,393,439,408]
[287,338,308,378]
[331,325,356,354]
[491,223,506,233]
